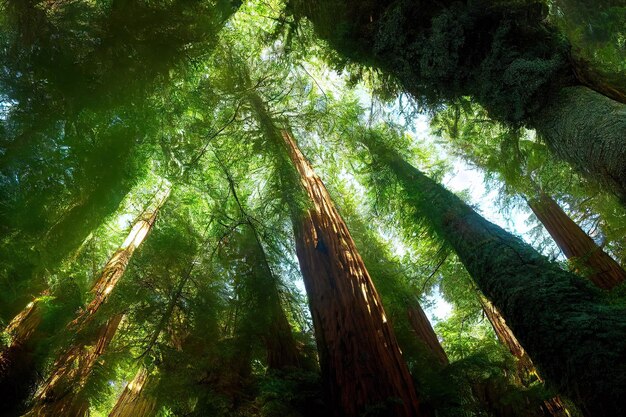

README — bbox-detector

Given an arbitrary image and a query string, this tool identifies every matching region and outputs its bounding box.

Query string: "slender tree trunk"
[24,313,124,417]
[78,187,170,325]
[265,302,301,370]
[530,86,626,204]
[22,189,168,417]
[479,297,534,378]
[478,297,569,417]
[406,300,449,366]
[108,367,157,417]
[281,131,421,417]
[361,134,626,417]
[527,191,626,289]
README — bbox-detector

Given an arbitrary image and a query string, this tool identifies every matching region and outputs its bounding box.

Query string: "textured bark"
[282,131,421,417]
[531,86,626,204]
[108,368,157,417]
[363,135,626,417]
[479,297,534,377]
[527,192,626,289]
[572,58,626,106]
[0,297,45,415]
[406,301,449,366]
[0,295,44,369]
[72,188,169,330]
[22,190,168,417]
[479,297,569,417]
[24,314,123,417]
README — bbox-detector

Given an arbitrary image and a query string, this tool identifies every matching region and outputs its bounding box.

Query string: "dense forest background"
[1,1,625,416]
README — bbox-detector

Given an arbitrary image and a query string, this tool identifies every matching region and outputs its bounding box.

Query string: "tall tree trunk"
[22,189,168,417]
[24,313,124,417]
[406,300,449,366]
[281,131,421,417]
[527,191,626,289]
[361,134,626,417]
[108,367,157,417]
[478,297,569,417]
[78,187,169,325]
[530,86,626,205]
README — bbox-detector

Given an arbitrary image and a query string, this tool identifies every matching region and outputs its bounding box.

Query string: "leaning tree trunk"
[22,189,168,417]
[1,189,167,364]
[478,297,569,417]
[281,131,421,417]
[406,300,449,366]
[530,86,626,204]
[24,313,124,417]
[527,191,626,289]
[108,367,157,417]
[362,134,626,417]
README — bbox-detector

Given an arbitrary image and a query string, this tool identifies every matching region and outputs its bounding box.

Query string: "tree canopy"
[1,1,625,417]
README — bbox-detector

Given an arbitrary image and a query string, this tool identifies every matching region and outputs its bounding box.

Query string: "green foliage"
[1,1,624,417]
[291,0,572,124]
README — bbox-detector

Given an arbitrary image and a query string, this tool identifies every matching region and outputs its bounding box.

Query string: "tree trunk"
[479,297,569,417]
[108,367,157,417]
[0,295,45,368]
[406,301,449,366]
[361,134,626,417]
[22,189,168,417]
[479,297,534,378]
[571,58,626,106]
[265,303,301,370]
[527,191,626,289]
[24,313,124,417]
[77,187,169,326]
[530,86,626,204]
[281,131,421,417]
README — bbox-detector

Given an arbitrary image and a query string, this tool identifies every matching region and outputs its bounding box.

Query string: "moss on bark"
[362,133,626,417]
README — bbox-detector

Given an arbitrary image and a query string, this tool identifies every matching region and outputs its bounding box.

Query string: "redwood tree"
[359,130,626,417]
[108,367,157,417]
[22,189,168,417]
[527,191,626,289]
[279,130,421,417]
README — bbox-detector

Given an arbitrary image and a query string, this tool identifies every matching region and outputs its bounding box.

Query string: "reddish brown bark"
[81,188,169,323]
[282,131,421,417]
[108,367,157,417]
[0,293,45,373]
[25,314,124,417]
[528,192,626,290]
[407,301,448,366]
[23,190,168,417]
[479,297,569,417]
